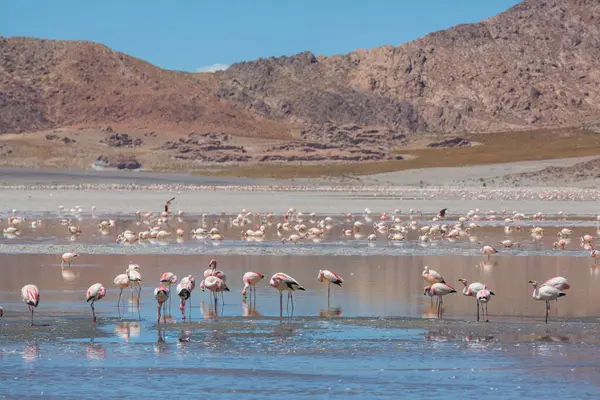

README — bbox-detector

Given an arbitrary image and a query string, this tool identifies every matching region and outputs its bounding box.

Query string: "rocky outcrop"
[100,133,143,147]
[93,155,141,170]
[427,137,471,148]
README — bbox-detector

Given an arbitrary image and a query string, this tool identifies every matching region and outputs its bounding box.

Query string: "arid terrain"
[1,0,600,179]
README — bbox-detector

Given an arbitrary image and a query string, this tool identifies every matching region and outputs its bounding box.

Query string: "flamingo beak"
[528,280,535,284]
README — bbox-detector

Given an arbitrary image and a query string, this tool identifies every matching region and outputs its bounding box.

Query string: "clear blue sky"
[1,0,521,72]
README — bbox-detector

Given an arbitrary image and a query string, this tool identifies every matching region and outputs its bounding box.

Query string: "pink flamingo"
[480,245,498,260]
[154,285,169,324]
[529,280,566,324]
[113,273,130,307]
[269,273,305,317]
[591,248,600,264]
[424,283,456,319]
[317,269,343,308]
[201,276,229,310]
[457,278,494,322]
[86,283,106,323]
[176,275,196,320]
[21,284,40,326]
[476,288,492,322]
[242,272,265,299]
[204,259,227,282]
[61,252,79,268]
[160,272,178,314]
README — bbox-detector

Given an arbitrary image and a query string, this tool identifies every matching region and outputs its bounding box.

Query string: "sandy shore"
[361,156,600,187]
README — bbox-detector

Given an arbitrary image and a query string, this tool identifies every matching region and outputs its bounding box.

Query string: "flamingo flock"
[6,202,600,326]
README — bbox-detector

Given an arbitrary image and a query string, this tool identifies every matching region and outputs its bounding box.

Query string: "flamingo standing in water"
[424,283,456,319]
[160,272,178,315]
[113,273,130,307]
[176,275,196,320]
[457,278,495,322]
[480,245,498,260]
[242,271,265,300]
[529,280,566,324]
[21,284,40,326]
[422,266,445,306]
[154,285,169,324]
[86,283,106,323]
[317,269,343,308]
[269,273,305,317]
[61,252,78,268]
[200,276,229,310]
[476,288,493,322]
[127,264,143,304]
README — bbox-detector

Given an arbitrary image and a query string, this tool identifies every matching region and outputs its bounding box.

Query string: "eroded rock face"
[93,155,141,170]
[161,132,249,163]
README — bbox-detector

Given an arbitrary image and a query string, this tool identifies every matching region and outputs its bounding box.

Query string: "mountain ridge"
[1,0,599,140]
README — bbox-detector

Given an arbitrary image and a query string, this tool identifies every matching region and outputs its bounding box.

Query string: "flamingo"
[200,276,229,309]
[529,280,566,324]
[457,278,494,322]
[86,283,106,323]
[591,248,600,264]
[242,272,265,299]
[269,273,305,317]
[0,306,3,317]
[541,276,570,291]
[204,259,226,281]
[422,266,445,284]
[480,245,498,260]
[160,272,178,314]
[424,283,456,319]
[476,288,492,322]
[61,252,79,268]
[154,285,169,324]
[127,264,143,304]
[176,275,196,320]
[113,273,130,308]
[317,269,343,308]
[21,284,40,326]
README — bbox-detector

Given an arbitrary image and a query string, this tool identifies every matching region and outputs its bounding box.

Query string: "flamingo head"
[457,278,467,286]
[423,286,432,296]
[528,280,538,288]
[0,306,3,317]
[241,287,247,296]
[208,259,217,269]
[317,270,325,282]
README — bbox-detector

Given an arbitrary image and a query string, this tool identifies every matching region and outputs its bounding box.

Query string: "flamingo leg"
[117,288,123,308]
[485,303,489,323]
[476,299,480,322]
[188,297,192,321]
[327,283,331,309]
[29,305,34,327]
[91,300,96,323]
[157,304,161,324]
[545,301,549,324]
[279,291,283,318]
[291,292,295,316]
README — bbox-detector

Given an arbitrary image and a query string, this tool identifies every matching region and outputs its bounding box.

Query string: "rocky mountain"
[1,0,600,139]
[218,0,600,135]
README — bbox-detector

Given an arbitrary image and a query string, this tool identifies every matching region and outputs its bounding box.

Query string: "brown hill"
[1,0,599,148]
[0,37,290,138]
